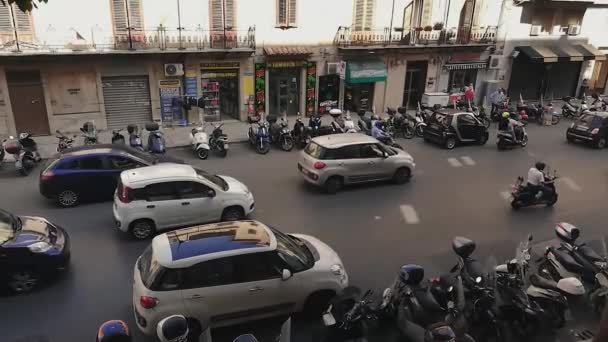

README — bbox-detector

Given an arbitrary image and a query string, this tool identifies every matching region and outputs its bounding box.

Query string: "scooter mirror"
[528,234,533,242]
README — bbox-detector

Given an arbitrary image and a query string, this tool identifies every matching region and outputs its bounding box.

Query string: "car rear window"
[138,245,161,289]
[304,142,324,158]
[577,114,602,128]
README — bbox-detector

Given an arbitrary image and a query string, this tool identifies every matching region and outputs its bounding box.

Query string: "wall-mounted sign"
[184,70,198,97]
[201,62,240,69]
[267,61,307,69]
[318,74,339,114]
[306,61,317,115]
[67,88,81,95]
[338,61,347,80]
[201,72,238,78]
[159,79,182,122]
[254,63,266,114]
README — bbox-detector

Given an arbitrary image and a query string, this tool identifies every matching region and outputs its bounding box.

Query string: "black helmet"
[96,320,131,342]
[157,315,189,342]
[535,161,546,171]
[424,323,456,341]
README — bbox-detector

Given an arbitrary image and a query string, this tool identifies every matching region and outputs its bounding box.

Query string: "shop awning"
[443,62,487,71]
[264,46,313,56]
[516,43,607,63]
[346,59,387,84]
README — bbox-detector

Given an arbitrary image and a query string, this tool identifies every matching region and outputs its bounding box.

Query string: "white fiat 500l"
[113,163,254,239]
[132,220,348,335]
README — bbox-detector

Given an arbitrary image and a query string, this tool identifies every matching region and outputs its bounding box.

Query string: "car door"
[105,155,146,195]
[358,143,391,180]
[328,144,365,183]
[75,156,112,200]
[173,181,218,225]
[456,114,477,141]
[142,182,183,229]
[180,256,256,325]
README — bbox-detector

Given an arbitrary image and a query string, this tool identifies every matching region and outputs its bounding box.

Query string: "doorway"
[269,68,300,116]
[345,83,375,113]
[403,61,428,109]
[6,70,50,135]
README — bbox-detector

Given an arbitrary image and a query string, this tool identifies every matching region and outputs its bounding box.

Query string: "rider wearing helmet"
[424,323,457,342]
[527,161,551,200]
[372,120,389,140]
[498,111,523,143]
[96,320,131,342]
[157,315,204,342]
[329,108,345,133]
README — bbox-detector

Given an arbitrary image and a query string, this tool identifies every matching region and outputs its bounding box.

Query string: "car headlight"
[330,264,344,276]
[28,241,53,253]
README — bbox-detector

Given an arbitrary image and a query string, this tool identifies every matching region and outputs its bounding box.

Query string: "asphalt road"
[0,120,606,342]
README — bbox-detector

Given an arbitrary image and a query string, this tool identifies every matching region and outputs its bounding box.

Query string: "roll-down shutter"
[102,76,153,129]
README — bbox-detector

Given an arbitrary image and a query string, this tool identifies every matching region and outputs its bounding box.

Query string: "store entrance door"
[270,68,300,116]
[6,70,50,135]
[403,61,428,109]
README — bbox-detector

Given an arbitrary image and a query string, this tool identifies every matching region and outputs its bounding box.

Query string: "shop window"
[276,0,297,28]
[448,69,477,93]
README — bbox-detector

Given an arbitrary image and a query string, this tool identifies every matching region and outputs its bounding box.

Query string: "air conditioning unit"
[488,55,501,69]
[326,62,339,75]
[164,63,184,77]
[530,25,541,36]
[568,24,581,36]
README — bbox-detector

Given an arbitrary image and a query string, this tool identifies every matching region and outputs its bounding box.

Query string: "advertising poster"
[318,74,340,114]
[306,61,317,116]
[159,79,181,123]
[254,63,266,114]
[184,70,198,97]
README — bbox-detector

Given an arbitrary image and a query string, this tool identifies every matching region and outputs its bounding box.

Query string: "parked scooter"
[2,133,41,176]
[510,170,558,210]
[248,116,271,154]
[146,122,166,154]
[55,130,75,152]
[562,96,588,118]
[497,125,528,150]
[293,114,311,149]
[590,94,608,111]
[80,121,98,145]
[111,129,125,144]
[127,124,144,150]
[343,113,358,133]
[387,107,413,139]
[189,122,210,160]
[268,115,295,151]
[357,111,374,135]
[209,122,229,157]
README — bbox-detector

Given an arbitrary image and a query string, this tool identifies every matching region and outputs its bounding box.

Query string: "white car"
[132,220,348,335]
[113,163,255,239]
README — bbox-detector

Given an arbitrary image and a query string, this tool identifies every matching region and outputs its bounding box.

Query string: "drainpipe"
[8,4,20,52]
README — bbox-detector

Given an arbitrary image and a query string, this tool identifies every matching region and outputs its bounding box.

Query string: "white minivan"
[113,163,255,239]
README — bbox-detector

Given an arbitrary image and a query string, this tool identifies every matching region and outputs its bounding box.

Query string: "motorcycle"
[293,115,311,149]
[127,124,144,150]
[80,121,98,145]
[248,116,271,154]
[55,130,75,152]
[269,116,295,151]
[462,101,491,129]
[387,107,414,139]
[562,96,588,119]
[309,114,333,137]
[377,131,403,150]
[189,123,210,160]
[343,114,358,133]
[539,222,608,315]
[510,170,558,210]
[209,123,229,157]
[590,94,607,111]
[2,133,41,176]
[321,287,380,342]
[357,111,374,135]
[111,129,125,144]
[496,125,528,150]
[146,122,166,154]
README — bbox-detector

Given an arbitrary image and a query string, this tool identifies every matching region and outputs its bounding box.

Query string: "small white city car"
[132,220,349,335]
[113,163,255,239]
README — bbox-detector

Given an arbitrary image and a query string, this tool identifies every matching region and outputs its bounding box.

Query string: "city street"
[1,120,606,342]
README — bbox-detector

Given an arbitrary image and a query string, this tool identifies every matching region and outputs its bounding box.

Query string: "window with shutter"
[14,8,31,32]
[288,0,296,26]
[209,0,236,31]
[352,0,374,31]
[110,0,143,33]
[277,0,287,26]
[276,0,296,28]
[0,4,33,33]
[0,5,13,32]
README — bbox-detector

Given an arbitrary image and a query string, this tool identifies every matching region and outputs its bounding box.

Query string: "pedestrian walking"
[464,83,475,106]
[579,78,589,99]
[490,88,507,115]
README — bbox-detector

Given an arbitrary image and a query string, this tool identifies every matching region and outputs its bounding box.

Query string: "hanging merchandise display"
[255,63,266,115]
[306,61,317,116]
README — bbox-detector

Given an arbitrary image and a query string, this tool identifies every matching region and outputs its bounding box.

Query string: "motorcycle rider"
[490,88,507,115]
[372,120,390,142]
[527,161,552,200]
[157,315,206,342]
[498,111,523,143]
[329,109,345,133]
[96,320,131,342]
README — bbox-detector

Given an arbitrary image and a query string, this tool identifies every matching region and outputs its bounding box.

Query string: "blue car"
[39,144,182,208]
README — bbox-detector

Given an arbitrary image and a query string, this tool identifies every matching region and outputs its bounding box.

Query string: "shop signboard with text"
[159,79,182,123]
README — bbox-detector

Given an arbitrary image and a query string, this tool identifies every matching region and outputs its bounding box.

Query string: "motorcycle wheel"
[545,301,566,328]
[547,194,558,207]
[217,146,228,158]
[590,288,607,316]
[403,126,414,139]
[196,148,209,160]
[18,156,34,176]
[256,142,270,155]
[552,115,560,125]
[415,125,424,137]
[497,140,506,150]
[520,135,529,147]
[280,136,294,152]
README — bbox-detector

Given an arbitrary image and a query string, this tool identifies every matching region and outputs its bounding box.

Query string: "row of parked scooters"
[322,223,607,342]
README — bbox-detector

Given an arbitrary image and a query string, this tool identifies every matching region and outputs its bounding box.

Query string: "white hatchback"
[113,163,255,239]
[132,220,348,335]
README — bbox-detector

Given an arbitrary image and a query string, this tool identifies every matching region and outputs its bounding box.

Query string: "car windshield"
[577,114,602,128]
[304,142,323,158]
[431,113,450,126]
[138,245,163,289]
[0,210,19,244]
[195,168,229,191]
[271,228,314,272]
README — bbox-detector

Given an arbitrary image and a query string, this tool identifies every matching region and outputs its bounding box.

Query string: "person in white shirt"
[527,162,551,199]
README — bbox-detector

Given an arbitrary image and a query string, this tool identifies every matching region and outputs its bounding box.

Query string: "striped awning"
[443,62,487,71]
[516,43,607,63]
[263,46,313,56]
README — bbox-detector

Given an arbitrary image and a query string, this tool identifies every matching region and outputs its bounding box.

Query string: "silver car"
[297,133,415,193]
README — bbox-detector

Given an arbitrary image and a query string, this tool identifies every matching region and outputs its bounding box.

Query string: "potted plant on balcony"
[433,22,444,31]
[424,25,433,32]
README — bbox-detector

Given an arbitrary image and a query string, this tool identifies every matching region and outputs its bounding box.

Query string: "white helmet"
[329,108,343,116]
[157,315,188,342]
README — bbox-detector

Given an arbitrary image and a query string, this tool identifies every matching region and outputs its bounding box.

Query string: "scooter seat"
[551,247,587,274]
[577,245,605,263]
[413,287,443,313]
[529,274,558,291]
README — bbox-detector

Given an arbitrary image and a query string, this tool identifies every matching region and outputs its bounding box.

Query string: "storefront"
[318,74,340,114]
[509,44,606,100]
[342,59,387,113]
[200,62,241,121]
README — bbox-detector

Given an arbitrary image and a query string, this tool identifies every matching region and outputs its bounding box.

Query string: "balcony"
[0,25,256,55]
[334,26,497,49]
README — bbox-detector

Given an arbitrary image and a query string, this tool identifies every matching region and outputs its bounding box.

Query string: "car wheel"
[56,190,79,208]
[478,134,489,145]
[221,206,245,221]
[393,167,411,184]
[303,291,335,317]
[130,219,156,240]
[197,148,209,160]
[8,269,39,293]
[596,138,606,149]
[324,176,343,194]
[444,137,457,149]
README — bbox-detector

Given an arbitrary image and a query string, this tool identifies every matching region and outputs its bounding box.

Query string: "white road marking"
[527,150,537,158]
[559,177,582,192]
[500,191,512,201]
[374,216,382,220]
[447,157,463,167]
[461,156,476,166]
[400,205,420,224]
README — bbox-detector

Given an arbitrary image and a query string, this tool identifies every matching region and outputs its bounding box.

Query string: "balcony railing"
[334,26,497,47]
[0,25,256,53]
